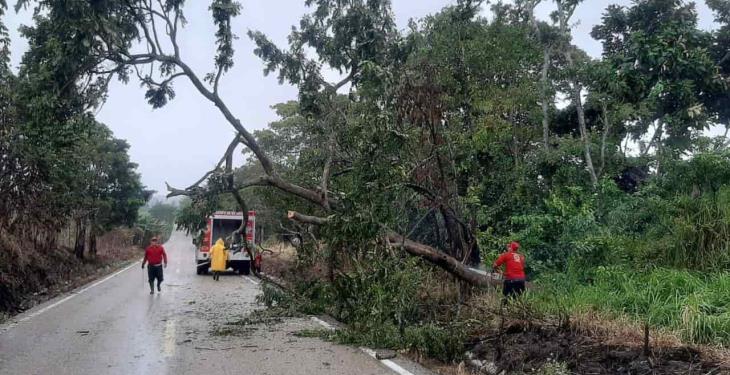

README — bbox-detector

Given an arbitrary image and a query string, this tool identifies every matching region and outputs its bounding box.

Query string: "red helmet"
[508,241,520,252]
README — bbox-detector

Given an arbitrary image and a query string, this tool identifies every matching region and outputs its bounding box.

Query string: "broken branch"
[287,211,330,225]
[284,210,500,288]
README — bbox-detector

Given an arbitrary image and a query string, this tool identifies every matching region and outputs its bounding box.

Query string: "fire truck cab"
[196,211,255,275]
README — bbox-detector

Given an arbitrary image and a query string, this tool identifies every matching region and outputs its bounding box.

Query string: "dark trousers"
[502,279,525,299]
[213,271,220,281]
[147,264,163,290]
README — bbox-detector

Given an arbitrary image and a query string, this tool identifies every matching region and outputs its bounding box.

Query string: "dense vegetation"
[7,0,730,369]
[243,0,730,349]
[0,0,151,312]
[0,1,150,256]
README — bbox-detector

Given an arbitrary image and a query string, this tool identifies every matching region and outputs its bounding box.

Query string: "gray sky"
[5,1,719,199]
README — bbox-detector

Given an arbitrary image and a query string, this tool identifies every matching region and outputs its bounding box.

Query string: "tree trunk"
[439,206,480,266]
[48,229,57,250]
[74,218,86,259]
[527,1,552,150]
[83,216,92,258]
[557,0,597,187]
[599,102,611,177]
[570,82,598,187]
[387,231,501,288]
[540,47,551,149]
[89,223,97,258]
[328,246,336,282]
[430,209,443,251]
[441,207,465,261]
[287,211,502,287]
[656,141,663,176]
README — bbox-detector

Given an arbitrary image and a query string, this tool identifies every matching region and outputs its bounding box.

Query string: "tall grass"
[661,190,730,270]
[527,267,730,345]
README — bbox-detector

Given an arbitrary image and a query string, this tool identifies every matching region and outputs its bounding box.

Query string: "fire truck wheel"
[240,262,251,275]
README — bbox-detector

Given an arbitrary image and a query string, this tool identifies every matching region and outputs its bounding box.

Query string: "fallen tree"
[286,210,501,287]
[21,0,499,287]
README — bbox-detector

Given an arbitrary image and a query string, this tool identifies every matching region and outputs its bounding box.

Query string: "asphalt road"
[0,231,433,375]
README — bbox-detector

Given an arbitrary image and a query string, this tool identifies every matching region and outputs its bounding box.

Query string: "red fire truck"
[195,210,255,275]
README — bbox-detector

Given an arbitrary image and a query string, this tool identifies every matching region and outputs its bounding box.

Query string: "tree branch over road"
[25,0,523,287]
[285,210,500,287]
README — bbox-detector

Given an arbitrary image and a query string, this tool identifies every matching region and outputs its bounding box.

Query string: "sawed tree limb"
[286,210,501,288]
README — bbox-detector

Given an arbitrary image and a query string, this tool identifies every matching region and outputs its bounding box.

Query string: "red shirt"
[494,251,525,280]
[144,245,167,265]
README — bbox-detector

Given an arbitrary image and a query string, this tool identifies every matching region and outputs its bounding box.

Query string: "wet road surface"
[0,231,432,375]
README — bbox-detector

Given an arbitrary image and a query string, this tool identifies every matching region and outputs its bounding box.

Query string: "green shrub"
[331,256,423,327]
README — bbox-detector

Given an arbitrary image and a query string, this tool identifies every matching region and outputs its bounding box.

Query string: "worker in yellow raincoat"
[210,238,228,281]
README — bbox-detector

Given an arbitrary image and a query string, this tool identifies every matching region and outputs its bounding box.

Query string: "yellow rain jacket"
[210,239,228,272]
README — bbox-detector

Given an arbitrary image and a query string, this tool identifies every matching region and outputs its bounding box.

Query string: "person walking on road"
[492,241,526,299]
[210,238,228,281]
[142,237,168,294]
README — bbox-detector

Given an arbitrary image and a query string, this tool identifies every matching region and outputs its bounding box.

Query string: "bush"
[331,256,423,327]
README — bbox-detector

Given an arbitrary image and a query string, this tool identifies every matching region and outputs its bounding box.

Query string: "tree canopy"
[1,0,149,257]
[12,0,727,279]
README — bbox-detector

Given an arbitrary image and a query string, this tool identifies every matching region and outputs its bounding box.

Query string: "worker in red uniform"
[142,237,168,294]
[493,241,526,298]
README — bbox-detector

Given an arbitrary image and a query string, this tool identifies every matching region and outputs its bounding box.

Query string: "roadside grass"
[525,267,730,346]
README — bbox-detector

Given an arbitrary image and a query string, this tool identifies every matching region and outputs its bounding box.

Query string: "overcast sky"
[5,1,719,199]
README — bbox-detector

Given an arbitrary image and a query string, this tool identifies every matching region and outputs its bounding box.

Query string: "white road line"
[360,347,415,375]
[14,261,139,324]
[314,319,415,375]
[381,359,416,375]
[163,319,176,358]
[311,316,335,330]
[244,276,260,285]
[15,294,77,323]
